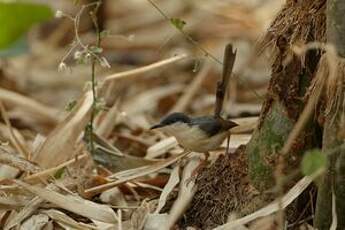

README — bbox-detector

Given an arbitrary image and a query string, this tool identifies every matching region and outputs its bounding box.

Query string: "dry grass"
[0,0,293,229]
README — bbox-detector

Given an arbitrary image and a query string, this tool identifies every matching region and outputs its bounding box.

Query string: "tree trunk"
[314,0,345,229]
[246,1,324,192]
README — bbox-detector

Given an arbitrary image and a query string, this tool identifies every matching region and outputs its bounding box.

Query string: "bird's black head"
[150,112,191,129]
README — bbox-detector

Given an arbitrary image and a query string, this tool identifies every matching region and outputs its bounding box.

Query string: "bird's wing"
[190,117,223,137]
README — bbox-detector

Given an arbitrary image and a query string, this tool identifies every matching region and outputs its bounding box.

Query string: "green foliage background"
[0,2,53,49]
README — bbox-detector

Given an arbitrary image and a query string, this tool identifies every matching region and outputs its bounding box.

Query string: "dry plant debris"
[0,0,285,229]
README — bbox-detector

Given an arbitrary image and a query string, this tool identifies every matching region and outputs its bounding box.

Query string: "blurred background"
[0,0,283,129]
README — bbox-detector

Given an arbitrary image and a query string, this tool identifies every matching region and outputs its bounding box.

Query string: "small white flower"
[73,51,82,60]
[85,53,91,59]
[55,10,64,18]
[58,62,67,72]
[100,57,111,68]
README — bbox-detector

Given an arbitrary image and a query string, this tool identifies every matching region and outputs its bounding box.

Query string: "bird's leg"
[226,132,231,154]
[204,151,210,161]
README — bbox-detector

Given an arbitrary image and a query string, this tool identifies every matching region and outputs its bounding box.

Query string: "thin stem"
[146,0,263,101]
[74,2,103,63]
[60,1,102,65]
[89,1,102,153]
[104,53,187,82]
[146,0,221,65]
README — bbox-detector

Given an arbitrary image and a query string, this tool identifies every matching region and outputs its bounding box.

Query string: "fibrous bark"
[314,1,345,228]
[247,0,325,192]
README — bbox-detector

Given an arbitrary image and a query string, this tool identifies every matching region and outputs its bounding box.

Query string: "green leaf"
[301,149,327,176]
[0,2,53,49]
[170,18,186,30]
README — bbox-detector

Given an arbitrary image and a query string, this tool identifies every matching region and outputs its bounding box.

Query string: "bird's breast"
[162,124,228,152]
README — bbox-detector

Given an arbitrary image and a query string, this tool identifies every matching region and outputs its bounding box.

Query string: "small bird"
[150,112,238,155]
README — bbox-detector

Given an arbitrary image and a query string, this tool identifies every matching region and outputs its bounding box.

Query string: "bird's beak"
[150,123,165,130]
[231,122,239,128]
[222,120,239,130]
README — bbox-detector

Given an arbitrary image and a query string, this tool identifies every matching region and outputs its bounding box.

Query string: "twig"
[83,150,190,196]
[24,153,88,182]
[146,0,222,65]
[214,44,237,118]
[88,2,102,155]
[104,53,188,82]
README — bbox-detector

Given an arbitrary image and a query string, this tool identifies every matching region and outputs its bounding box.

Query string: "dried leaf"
[85,151,190,196]
[24,153,88,183]
[41,209,95,230]
[0,195,29,210]
[5,196,43,230]
[146,137,178,159]
[20,213,49,230]
[100,187,127,207]
[155,165,180,214]
[89,133,155,172]
[165,156,200,229]
[0,165,18,180]
[144,213,169,230]
[0,88,58,125]
[0,147,40,173]
[15,180,118,224]
[91,219,117,230]
[131,200,156,230]
[33,91,93,168]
